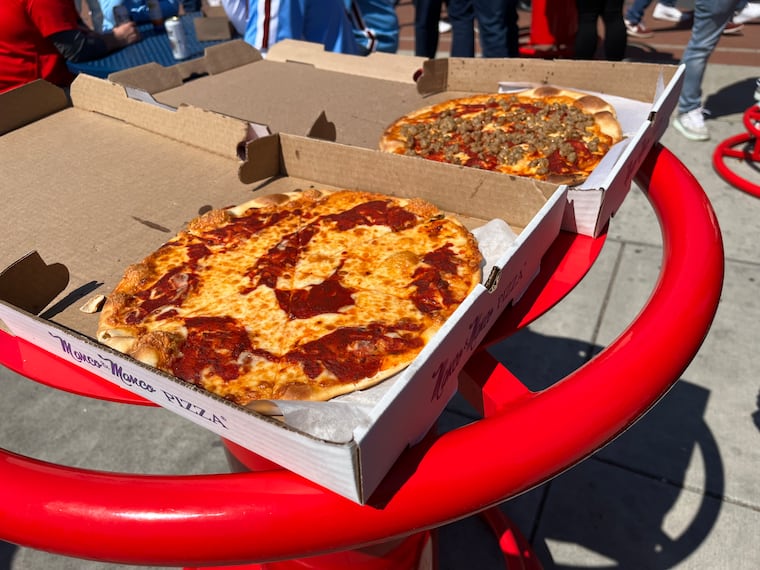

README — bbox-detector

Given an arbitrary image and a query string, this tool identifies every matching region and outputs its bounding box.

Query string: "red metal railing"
[0,144,723,567]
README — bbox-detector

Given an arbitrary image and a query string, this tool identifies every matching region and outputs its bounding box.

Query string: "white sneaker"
[673,108,710,141]
[624,19,655,38]
[438,20,452,34]
[652,3,689,22]
[733,2,760,24]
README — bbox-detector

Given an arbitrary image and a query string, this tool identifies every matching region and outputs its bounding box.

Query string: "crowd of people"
[1,0,758,141]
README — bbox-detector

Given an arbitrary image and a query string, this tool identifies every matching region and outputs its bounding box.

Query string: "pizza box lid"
[108,40,438,152]
[0,79,70,135]
[0,75,566,503]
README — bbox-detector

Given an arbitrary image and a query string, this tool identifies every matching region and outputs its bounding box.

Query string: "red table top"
[0,144,724,566]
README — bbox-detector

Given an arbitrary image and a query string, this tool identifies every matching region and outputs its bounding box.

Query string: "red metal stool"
[713,104,760,197]
[519,0,577,58]
[0,144,723,569]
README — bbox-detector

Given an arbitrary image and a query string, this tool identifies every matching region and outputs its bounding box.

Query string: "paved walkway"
[2,3,760,569]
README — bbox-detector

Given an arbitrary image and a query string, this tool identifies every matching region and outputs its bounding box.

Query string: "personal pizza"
[380,86,624,185]
[96,189,483,406]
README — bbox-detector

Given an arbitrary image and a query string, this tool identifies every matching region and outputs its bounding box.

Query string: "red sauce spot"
[547,149,569,174]
[127,268,200,324]
[172,316,261,382]
[208,209,295,244]
[287,269,355,319]
[242,224,321,293]
[285,324,423,382]
[409,244,461,313]
[322,200,417,232]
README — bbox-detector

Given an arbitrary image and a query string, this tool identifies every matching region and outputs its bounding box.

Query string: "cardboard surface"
[194,1,233,41]
[112,41,435,150]
[0,79,69,135]
[0,74,567,503]
[109,42,682,237]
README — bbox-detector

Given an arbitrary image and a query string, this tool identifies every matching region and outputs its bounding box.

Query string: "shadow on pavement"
[705,77,759,118]
[461,328,725,569]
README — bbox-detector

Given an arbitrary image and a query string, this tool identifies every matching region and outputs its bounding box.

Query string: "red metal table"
[713,104,760,197]
[0,144,723,568]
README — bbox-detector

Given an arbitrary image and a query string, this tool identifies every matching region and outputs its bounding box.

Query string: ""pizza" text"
[161,390,228,429]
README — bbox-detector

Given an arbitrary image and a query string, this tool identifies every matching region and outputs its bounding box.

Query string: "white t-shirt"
[220,0,248,36]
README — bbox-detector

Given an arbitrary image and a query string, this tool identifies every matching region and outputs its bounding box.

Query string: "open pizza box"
[414,57,684,237]
[194,0,234,41]
[107,39,684,238]
[0,75,566,504]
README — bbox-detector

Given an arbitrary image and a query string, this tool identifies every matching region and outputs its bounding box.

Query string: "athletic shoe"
[733,2,760,24]
[652,3,689,22]
[624,19,654,38]
[673,108,710,141]
[438,20,452,34]
[754,78,760,102]
[722,21,744,34]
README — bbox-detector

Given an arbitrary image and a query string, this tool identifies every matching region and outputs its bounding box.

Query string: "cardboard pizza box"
[108,40,682,238]
[194,0,234,41]
[414,57,684,237]
[0,74,566,503]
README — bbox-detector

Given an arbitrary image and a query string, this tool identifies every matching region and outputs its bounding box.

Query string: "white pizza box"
[107,39,683,238]
[0,75,566,504]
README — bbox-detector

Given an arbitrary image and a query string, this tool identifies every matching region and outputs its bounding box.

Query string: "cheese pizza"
[96,189,483,405]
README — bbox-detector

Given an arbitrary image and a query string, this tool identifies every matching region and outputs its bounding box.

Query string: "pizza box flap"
[240,132,557,232]
[106,42,436,150]
[0,252,69,316]
[416,57,680,105]
[109,40,263,93]
[68,73,256,161]
[265,39,425,84]
[0,80,70,135]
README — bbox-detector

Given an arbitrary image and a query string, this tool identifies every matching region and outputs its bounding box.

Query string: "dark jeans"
[414,0,444,58]
[446,0,519,57]
[574,0,627,60]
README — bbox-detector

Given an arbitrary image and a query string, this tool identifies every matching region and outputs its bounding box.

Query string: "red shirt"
[0,0,82,93]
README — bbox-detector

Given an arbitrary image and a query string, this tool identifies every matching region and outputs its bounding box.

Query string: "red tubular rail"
[0,144,723,567]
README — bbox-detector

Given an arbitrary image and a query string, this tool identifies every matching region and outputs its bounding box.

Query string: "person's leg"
[473,0,507,57]
[601,0,627,60]
[678,0,740,114]
[505,0,519,56]
[674,0,741,139]
[574,0,602,60]
[414,0,444,57]
[446,0,475,57]
[625,0,652,23]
